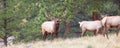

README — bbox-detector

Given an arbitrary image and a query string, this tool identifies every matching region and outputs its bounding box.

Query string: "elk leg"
[94,30,96,35]
[51,33,54,40]
[55,32,58,38]
[84,31,86,36]
[103,26,107,37]
[81,29,86,37]
[116,25,120,36]
[42,32,47,41]
[94,30,96,36]
[106,25,110,39]
[98,28,102,34]
[95,29,99,36]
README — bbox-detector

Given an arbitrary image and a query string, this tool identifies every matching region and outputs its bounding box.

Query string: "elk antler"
[60,11,67,19]
[45,12,51,21]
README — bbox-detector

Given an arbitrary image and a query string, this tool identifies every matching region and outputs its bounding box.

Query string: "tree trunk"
[65,22,70,33]
[1,0,12,46]
[1,0,8,46]
[2,19,8,46]
[3,35,8,46]
[2,17,9,47]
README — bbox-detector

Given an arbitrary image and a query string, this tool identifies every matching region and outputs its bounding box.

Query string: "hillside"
[2,34,120,48]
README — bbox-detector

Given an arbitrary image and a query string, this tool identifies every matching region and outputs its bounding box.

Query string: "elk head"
[53,19,60,25]
[44,11,67,31]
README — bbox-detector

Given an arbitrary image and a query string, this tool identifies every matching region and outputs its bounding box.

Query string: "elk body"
[79,20,102,36]
[101,16,120,39]
[41,19,60,40]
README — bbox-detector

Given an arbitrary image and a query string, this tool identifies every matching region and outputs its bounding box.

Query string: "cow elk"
[79,20,103,37]
[101,15,120,39]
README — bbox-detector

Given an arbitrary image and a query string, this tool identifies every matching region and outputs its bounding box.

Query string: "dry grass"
[2,34,120,48]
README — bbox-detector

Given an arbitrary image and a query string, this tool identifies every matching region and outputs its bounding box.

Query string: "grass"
[2,34,120,48]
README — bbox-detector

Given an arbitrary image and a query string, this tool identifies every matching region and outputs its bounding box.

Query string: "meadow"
[2,33,120,48]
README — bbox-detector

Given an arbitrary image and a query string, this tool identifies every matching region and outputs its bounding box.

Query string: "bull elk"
[41,12,67,40]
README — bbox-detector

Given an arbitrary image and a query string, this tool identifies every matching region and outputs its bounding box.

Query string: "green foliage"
[0,30,5,37]
[102,1,119,15]
[10,31,20,37]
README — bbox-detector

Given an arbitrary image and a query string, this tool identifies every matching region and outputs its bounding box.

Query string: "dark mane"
[53,19,60,32]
